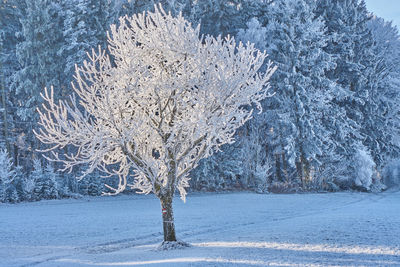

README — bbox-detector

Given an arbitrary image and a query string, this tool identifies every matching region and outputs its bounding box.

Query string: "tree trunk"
[0,43,10,155]
[298,152,310,189]
[281,152,289,182]
[160,195,177,242]
[275,153,282,182]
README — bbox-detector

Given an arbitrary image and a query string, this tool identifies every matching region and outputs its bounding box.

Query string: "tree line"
[1,0,400,203]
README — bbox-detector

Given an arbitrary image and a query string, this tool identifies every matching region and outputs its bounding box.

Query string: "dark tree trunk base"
[157,240,191,251]
[160,196,177,242]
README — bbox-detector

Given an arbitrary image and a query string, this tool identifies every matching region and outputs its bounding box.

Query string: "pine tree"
[0,1,23,160]
[5,182,19,203]
[188,0,249,37]
[60,0,98,87]
[61,0,112,69]
[238,116,273,191]
[32,162,59,200]
[353,143,375,191]
[13,165,35,201]
[12,0,64,168]
[0,149,15,202]
[238,0,338,188]
[13,0,64,120]
[366,17,400,169]
[192,140,245,191]
[316,0,376,184]
[31,159,43,200]
[42,164,59,199]
[78,171,104,196]
[0,2,22,87]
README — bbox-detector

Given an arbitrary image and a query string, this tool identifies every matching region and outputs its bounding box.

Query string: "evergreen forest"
[1,0,400,203]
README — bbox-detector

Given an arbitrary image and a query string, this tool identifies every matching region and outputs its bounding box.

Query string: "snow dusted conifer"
[366,17,400,168]
[0,149,15,202]
[189,0,246,37]
[316,0,377,182]
[238,0,337,187]
[19,166,35,201]
[29,160,59,200]
[31,159,43,200]
[353,144,375,191]
[61,0,112,85]
[43,164,59,199]
[13,0,64,121]
[35,5,276,243]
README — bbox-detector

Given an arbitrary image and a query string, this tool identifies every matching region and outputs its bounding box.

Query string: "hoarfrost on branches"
[35,4,276,202]
[353,146,375,191]
[0,150,15,185]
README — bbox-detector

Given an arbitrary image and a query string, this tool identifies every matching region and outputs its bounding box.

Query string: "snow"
[1,190,399,266]
[36,5,277,202]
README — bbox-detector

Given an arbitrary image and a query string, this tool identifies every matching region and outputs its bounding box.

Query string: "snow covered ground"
[1,189,399,267]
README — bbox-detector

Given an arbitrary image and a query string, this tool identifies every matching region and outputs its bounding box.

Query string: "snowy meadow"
[1,0,400,266]
[1,191,400,266]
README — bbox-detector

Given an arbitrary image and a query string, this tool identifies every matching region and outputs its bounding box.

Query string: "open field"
[1,190,399,266]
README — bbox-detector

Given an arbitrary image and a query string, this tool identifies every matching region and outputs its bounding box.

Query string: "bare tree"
[35,4,276,245]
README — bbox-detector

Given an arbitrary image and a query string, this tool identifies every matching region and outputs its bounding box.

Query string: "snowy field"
[1,190,399,267]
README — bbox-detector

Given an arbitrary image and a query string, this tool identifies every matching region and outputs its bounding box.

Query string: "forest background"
[1,0,400,203]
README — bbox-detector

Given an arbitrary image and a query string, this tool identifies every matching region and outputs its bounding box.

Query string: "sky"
[365,0,400,29]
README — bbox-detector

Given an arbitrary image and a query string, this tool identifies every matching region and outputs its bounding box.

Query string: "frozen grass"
[1,190,399,266]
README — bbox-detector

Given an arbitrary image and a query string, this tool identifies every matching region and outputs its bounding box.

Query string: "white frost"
[34,4,276,201]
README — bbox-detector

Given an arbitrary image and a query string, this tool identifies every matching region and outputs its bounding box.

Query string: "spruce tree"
[42,164,59,199]
[31,159,43,200]
[316,0,377,185]
[12,0,64,169]
[238,0,338,187]
[366,17,400,169]
[189,0,248,37]
[0,1,22,159]
[0,149,15,202]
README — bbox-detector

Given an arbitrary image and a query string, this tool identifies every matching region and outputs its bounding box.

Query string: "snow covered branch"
[35,4,276,201]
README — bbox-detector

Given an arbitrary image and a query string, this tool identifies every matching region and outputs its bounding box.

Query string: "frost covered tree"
[0,149,15,202]
[11,0,64,169]
[61,0,103,86]
[79,171,104,196]
[35,5,276,244]
[18,166,35,201]
[41,164,59,199]
[31,159,43,200]
[238,0,338,187]
[366,17,400,168]
[316,0,376,180]
[239,118,273,192]
[353,144,376,191]
[188,0,265,38]
[0,1,22,155]
[13,0,64,121]
[30,159,59,200]
[188,0,244,37]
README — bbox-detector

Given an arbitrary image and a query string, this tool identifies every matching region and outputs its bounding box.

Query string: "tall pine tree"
[316,0,378,187]
[12,0,64,168]
[238,0,338,188]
